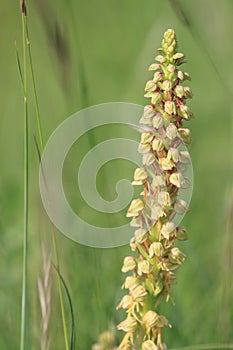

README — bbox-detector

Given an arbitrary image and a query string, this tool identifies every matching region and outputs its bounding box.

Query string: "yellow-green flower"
[117,29,193,350]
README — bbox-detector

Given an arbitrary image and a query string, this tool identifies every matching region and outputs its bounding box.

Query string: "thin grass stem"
[20,12,29,350]
[18,4,74,347]
[24,14,70,349]
[25,18,44,149]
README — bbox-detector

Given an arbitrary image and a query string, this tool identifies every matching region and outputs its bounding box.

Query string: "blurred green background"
[1,0,233,349]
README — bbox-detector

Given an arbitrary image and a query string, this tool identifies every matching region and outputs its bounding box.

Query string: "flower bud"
[176,226,188,241]
[152,138,164,152]
[149,242,164,257]
[131,284,147,302]
[161,222,175,239]
[179,104,192,120]
[184,86,193,98]
[132,167,147,185]
[134,228,148,243]
[160,261,179,271]
[142,340,159,350]
[151,205,164,220]
[153,72,163,82]
[117,316,138,333]
[116,294,133,310]
[152,175,166,187]
[165,101,176,115]
[168,148,179,163]
[169,173,184,188]
[143,153,155,166]
[158,191,171,207]
[179,150,191,164]
[148,63,161,71]
[138,142,151,154]
[141,132,154,144]
[162,80,172,91]
[177,70,184,80]
[145,80,157,92]
[163,29,176,48]
[167,64,175,72]
[174,85,185,98]
[153,115,164,129]
[178,128,191,144]
[173,52,185,60]
[151,92,162,105]
[155,55,166,63]
[143,310,159,328]
[138,260,150,275]
[143,104,155,117]
[159,157,174,171]
[178,70,191,81]
[166,123,178,139]
[121,256,136,273]
[174,199,188,215]
[126,199,144,217]
[122,276,140,290]
[169,247,186,264]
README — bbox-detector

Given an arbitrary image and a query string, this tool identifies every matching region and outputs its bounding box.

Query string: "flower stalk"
[117,29,193,350]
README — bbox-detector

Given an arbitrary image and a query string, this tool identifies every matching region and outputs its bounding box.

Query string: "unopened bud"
[178,128,191,144]
[176,226,188,241]
[165,101,176,115]
[126,199,144,217]
[162,80,172,91]
[161,222,175,239]
[149,242,164,257]
[155,55,166,64]
[169,172,184,188]
[117,316,137,333]
[142,340,159,350]
[121,256,136,273]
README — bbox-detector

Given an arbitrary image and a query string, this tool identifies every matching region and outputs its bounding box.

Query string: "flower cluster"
[117,29,193,350]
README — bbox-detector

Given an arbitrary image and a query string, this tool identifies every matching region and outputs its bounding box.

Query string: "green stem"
[25,18,43,149]
[20,13,29,350]
[24,15,69,350]
[50,222,70,350]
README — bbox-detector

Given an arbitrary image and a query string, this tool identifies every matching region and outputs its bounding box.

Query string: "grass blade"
[52,263,76,350]
[20,11,29,350]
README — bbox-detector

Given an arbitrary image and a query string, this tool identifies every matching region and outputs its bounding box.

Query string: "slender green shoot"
[52,263,76,350]
[20,11,29,350]
[25,19,44,149]
[19,4,70,349]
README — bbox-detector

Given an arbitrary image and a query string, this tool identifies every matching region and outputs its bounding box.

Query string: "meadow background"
[1,0,233,349]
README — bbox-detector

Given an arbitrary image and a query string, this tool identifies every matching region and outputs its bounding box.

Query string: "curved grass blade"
[52,263,76,350]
